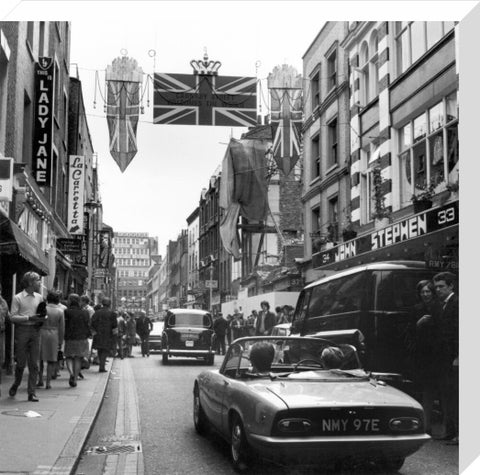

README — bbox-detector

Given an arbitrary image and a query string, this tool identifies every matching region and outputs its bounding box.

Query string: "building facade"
[113,232,155,313]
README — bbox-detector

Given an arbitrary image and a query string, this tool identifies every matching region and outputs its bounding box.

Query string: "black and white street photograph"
[0,1,476,474]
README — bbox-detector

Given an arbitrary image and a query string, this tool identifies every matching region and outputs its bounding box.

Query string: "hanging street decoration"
[153,52,257,127]
[105,56,144,172]
[267,65,303,176]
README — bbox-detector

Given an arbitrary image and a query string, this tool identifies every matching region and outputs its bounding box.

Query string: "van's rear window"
[168,313,212,327]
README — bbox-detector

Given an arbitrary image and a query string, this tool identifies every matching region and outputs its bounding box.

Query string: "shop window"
[397,92,458,206]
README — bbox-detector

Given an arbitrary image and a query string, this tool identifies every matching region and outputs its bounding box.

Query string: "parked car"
[270,322,291,337]
[161,309,215,365]
[149,321,164,353]
[290,261,439,392]
[193,336,429,472]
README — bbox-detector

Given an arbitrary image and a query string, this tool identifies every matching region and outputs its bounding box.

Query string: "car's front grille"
[271,406,424,437]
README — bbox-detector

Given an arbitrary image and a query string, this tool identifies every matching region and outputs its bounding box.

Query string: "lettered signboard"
[67,155,85,235]
[32,57,54,186]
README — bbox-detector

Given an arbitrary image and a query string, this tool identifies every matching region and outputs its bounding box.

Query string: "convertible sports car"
[193,336,430,472]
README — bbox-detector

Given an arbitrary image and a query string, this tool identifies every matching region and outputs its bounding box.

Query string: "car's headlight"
[277,418,312,433]
[389,417,421,432]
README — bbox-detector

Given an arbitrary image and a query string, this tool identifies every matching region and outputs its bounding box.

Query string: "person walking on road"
[64,294,90,388]
[91,298,118,372]
[116,311,127,359]
[9,271,45,402]
[231,307,245,341]
[255,301,276,336]
[38,290,65,389]
[125,312,137,357]
[136,310,153,357]
[213,313,228,355]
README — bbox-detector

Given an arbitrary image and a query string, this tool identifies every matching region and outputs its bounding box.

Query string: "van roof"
[305,260,428,289]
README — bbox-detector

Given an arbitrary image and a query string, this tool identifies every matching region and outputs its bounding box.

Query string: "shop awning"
[0,215,49,275]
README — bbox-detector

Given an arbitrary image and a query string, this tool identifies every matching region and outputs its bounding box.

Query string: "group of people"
[406,271,459,445]
[212,301,294,355]
[0,271,153,402]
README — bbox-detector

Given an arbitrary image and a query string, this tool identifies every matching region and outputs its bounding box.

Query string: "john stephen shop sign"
[32,57,54,186]
[313,201,459,268]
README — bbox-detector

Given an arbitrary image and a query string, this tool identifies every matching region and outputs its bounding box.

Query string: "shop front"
[312,200,459,273]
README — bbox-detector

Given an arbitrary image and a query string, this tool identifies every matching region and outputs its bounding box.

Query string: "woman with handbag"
[64,294,90,387]
[38,290,65,389]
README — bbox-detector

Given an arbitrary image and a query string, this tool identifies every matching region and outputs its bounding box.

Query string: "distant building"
[113,232,157,312]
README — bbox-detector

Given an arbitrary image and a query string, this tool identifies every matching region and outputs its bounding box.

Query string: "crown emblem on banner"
[190,51,222,76]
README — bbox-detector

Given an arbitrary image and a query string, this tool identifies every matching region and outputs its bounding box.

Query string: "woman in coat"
[64,293,90,387]
[125,312,137,357]
[38,290,65,389]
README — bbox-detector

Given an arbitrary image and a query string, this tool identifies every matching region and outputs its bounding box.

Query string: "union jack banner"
[153,73,257,127]
[269,87,303,176]
[106,57,143,172]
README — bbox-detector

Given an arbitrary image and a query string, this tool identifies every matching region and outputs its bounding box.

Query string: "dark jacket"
[91,307,118,350]
[64,305,91,341]
[136,316,153,337]
[438,293,459,368]
[213,317,228,335]
[255,310,276,336]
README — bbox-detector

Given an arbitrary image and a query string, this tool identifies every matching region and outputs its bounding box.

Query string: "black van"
[291,261,439,390]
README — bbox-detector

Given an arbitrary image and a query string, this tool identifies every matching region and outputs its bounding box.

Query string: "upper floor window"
[311,70,320,109]
[397,91,458,207]
[327,118,338,167]
[311,134,320,179]
[395,22,455,75]
[327,50,337,90]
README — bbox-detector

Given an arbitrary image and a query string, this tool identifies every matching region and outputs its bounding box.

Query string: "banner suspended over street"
[106,57,143,172]
[268,65,303,176]
[153,54,257,127]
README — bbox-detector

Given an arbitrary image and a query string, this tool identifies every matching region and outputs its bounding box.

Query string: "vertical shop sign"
[74,212,89,266]
[32,57,55,186]
[67,155,85,234]
[0,157,13,201]
[98,230,111,269]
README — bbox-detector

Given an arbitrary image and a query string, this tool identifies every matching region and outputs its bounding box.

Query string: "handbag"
[81,356,91,370]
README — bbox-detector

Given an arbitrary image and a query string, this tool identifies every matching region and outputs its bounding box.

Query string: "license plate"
[321,418,380,433]
[185,340,194,347]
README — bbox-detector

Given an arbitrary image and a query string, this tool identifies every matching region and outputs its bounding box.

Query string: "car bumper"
[149,341,162,352]
[162,349,215,357]
[247,433,430,464]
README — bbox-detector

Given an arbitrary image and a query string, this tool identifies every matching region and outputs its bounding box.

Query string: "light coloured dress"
[39,303,65,362]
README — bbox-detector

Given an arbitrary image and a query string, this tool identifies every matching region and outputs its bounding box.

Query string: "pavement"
[0,359,111,475]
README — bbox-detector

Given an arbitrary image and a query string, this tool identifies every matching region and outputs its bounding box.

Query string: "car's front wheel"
[162,353,169,365]
[193,385,208,435]
[378,457,405,472]
[230,414,251,472]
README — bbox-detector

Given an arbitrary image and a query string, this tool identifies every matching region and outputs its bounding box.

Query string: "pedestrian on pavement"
[8,271,45,401]
[407,279,442,435]
[275,306,288,325]
[136,310,153,357]
[225,314,233,346]
[231,307,245,341]
[37,290,65,389]
[255,301,276,336]
[213,313,228,355]
[245,310,257,336]
[125,312,137,357]
[433,271,459,445]
[91,298,118,372]
[80,295,95,321]
[282,305,294,323]
[64,293,90,388]
[0,283,10,397]
[116,311,127,359]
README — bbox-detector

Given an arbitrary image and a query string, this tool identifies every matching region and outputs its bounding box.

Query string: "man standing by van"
[433,271,459,445]
[255,301,276,336]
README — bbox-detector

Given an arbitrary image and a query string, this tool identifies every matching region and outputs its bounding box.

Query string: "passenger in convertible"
[250,341,275,374]
[320,346,344,369]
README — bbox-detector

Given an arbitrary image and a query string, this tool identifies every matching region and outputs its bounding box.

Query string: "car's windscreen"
[168,313,212,328]
[222,338,361,376]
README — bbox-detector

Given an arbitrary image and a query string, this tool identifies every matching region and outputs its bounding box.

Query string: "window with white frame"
[369,31,379,99]
[397,91,458,207]
[395,21,455,75]
[359,41,370,105]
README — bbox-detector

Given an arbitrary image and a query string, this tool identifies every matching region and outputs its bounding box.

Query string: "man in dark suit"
[433,271,459,445]
[91,298,118,372]
[255,301,276,336]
